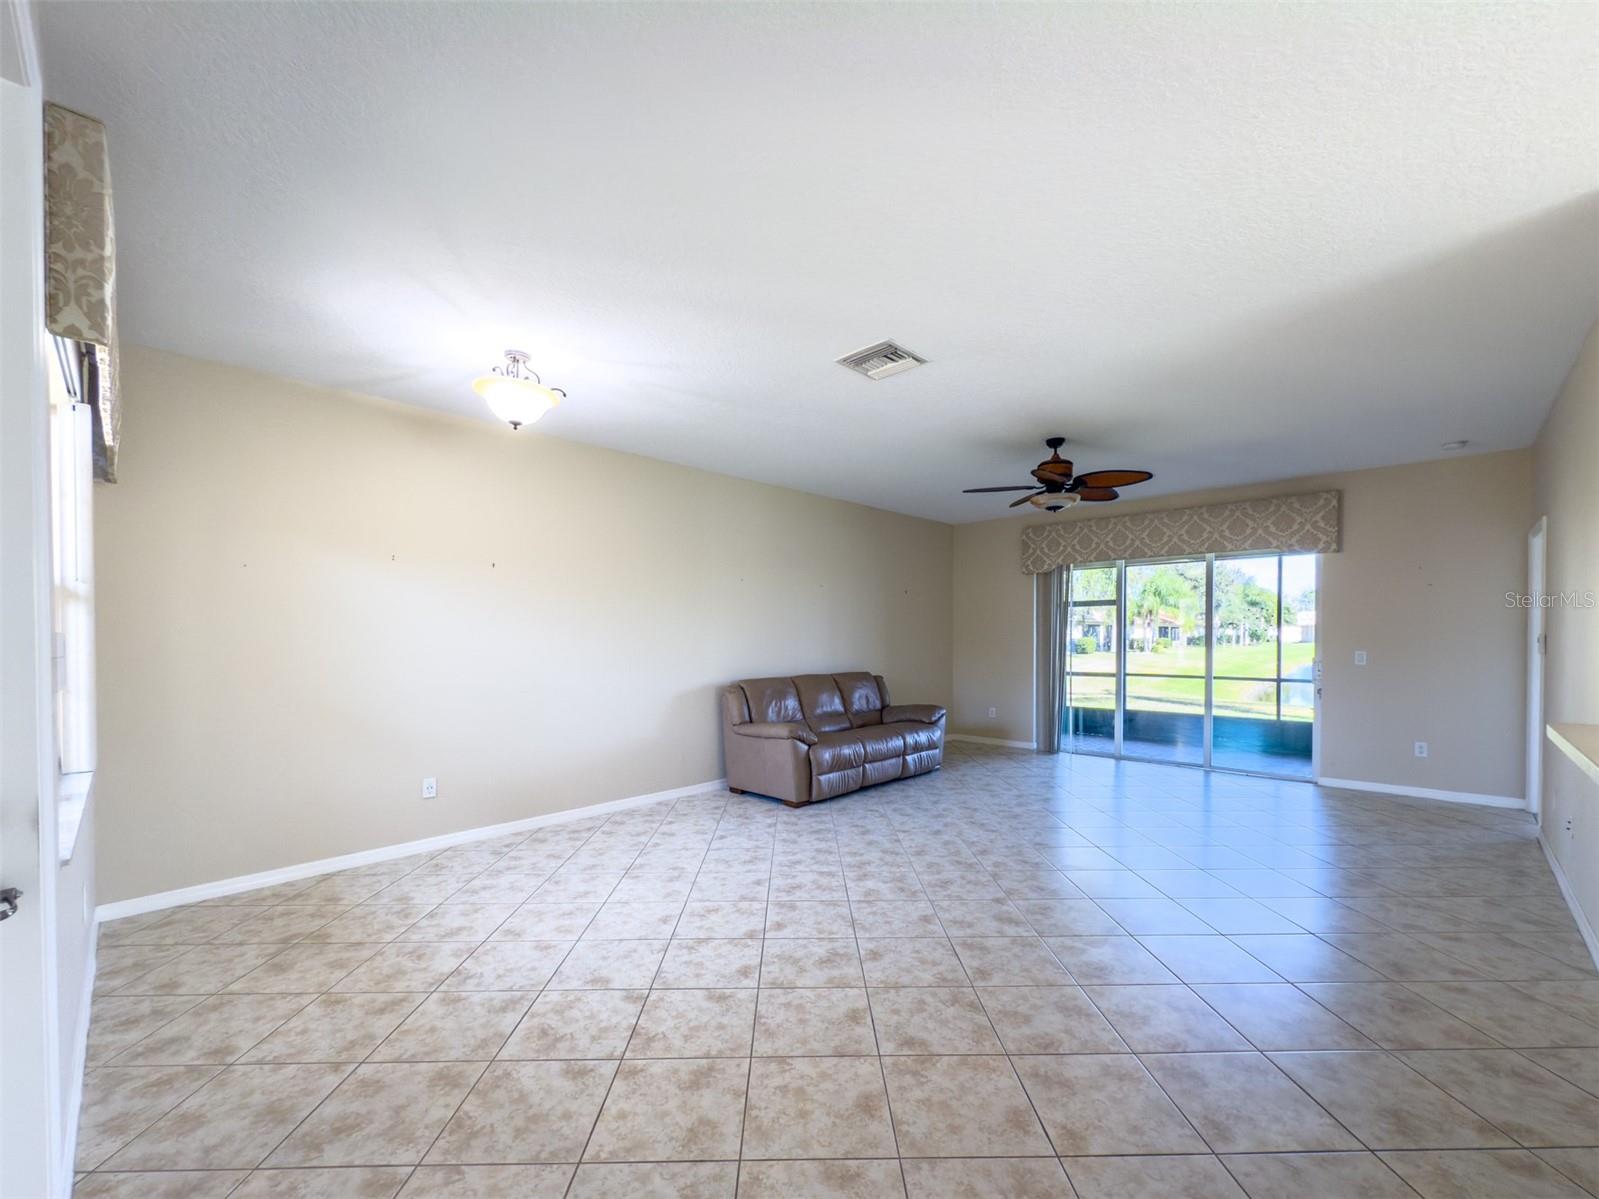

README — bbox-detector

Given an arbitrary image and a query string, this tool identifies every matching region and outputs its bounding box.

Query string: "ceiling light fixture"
[1028,492,1080,512]
[474,349,565,430]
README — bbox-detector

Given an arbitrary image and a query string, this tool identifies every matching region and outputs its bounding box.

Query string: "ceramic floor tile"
[1011,1053,1205,1156]
[1534,1148,1599,1196]
[581,901,683,940]
[109,993,316,1065]
[569,1161,737,1197]
[760,938,864,987]
[1086,985,1252,1052]
[427,1060,618,1163]
[858,938,970,986]
[1062,1154,1246,1198]
[653,938,762,988]
[1042,936,1180,985]
[848,901,944,938]
[743,1056,898,1159]
[753,987,878,1056]
[868,987,1001,1055]
[1191,983,1377,1050]
[395,1164,573,1198]
[228,1167,412,1197]
[739,1159,903,1198]
[86,996,205,1065]
[1217,1151,1416,1198]
[1136,935,1282,983]
[103,1063,353,1170]
[626,988,755,1057]
[883,1055,1053,1157]
[243,993,425,1063]
[73,1172,249,1198]
[1394,1049,1599,1147]
[497,989,646,1059]
[370,992,532,1061]
[546,939,667,989]
[976,985,1127,1054]
[1296,982,1502,1049]
[330,943,475,993]
[1520,1047,1599,1095]
[1405,981,1599,1047]
[224,945,385,994]
[673,901,766,938]
[113,945,287,997]
[437,941,571,991]
[298,906,434,944]
[490,902,601,941]
[266,1062,484,1166]
[1269,1050,1516,1150]
[1378,1149,1593,1197]
[900,1157,1072,1197]
[583,1058,748,1161]
[765,900,856,938]
[75,1065,222,1170]
[1225,935,1385,983]
[949,936,1072,985]
[1141,1051,1361,1153]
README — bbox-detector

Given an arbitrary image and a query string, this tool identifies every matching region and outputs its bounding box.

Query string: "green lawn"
[1067,641,1315,720]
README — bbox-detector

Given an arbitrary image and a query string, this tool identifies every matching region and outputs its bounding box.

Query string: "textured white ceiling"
[40,2,1599,522]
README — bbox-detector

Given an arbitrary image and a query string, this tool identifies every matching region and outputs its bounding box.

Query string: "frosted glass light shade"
[1029,492,1080,510]
[474,374,561,428]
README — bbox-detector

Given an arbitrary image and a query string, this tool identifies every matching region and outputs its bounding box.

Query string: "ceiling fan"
[963,436,1154,511]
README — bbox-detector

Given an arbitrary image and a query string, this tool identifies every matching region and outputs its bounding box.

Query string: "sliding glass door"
[1062,552,1317,778]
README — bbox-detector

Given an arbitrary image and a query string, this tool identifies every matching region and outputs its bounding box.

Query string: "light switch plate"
[1354,651,1368,666]
[421,777,437,799]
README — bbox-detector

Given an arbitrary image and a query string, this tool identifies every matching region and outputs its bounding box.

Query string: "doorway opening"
[1062,552,1319,779]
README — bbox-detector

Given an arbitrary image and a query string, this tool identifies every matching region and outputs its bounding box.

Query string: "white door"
[1,21,69,1195]
[1527,517,1548,817]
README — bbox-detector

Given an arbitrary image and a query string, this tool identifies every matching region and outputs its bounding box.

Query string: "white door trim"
[1526,516,1547,819]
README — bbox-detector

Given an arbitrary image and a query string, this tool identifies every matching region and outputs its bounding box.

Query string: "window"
[1062,552,1318,778]
[48,337,96,789]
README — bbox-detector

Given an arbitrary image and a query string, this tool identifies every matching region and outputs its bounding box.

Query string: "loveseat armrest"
[883,704,946,724]
[735,721,820,746]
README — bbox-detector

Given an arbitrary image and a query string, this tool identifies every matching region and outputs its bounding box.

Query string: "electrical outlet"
[1354,651,1368,666]
[987,706,997,719]
[1414,742,1428,759]
[421,777,437,799]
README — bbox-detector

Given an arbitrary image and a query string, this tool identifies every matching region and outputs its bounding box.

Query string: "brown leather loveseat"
[721,672,946,806]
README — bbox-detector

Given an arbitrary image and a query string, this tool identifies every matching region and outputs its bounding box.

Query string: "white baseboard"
[1316,776,1525,811]
[60,928,96,1185]
[1538,832,1599,971]
[948,733,1037,751]
[96,778,727,922]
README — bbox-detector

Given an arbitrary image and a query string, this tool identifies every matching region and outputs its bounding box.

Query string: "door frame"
[1060,551,1320,781]
[1526,516,1548,818]
[1,6,70,1193]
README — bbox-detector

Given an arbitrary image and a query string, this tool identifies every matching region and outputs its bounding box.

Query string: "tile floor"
[77,744,1599,1198]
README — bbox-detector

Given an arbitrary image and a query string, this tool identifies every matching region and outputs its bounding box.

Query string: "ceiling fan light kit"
[962,435,1153,512]
[474,349,566,429]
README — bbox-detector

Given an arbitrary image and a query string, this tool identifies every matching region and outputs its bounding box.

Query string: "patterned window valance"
[44,102,120,482]
[1020,491,1341,574]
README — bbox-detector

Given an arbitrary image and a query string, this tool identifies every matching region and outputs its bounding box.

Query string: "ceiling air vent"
[836,340,926,380]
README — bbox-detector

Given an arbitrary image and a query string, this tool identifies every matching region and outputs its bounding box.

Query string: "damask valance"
[44,102,120,482]
[1020,490,1341,574]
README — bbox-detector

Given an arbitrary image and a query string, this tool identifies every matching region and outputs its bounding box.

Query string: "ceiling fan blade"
[1071,469,1153,489]
[1008,491,1044,508]
[962,485,1041,493]
[1074,486,1120,502]
[1031,466,1072,486]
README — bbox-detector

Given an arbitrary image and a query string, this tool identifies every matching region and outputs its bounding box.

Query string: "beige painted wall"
[1534,320,1598,939]
[951,451,1534,800]
[95,348,953,903]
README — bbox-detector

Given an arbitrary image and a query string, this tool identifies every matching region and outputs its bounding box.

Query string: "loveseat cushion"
[809,729,867,773]
[853,725,906,762]
[884,721,942,755]
[834,672,885,727]
[736,721,819,746]
[795,674,852,733]
[883,703,947,725]
[741,677,805,724]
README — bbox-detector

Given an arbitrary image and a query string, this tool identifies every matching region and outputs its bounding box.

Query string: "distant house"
[1281,609,1317,644]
